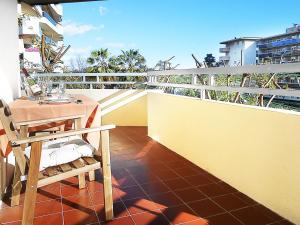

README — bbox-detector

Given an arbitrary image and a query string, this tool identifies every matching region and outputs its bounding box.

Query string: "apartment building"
[18,3,63,72]
[257,24,300,64]
[219,37,260,66]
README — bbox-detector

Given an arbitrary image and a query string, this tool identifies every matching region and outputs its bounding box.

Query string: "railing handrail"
[39,72,148,77]
[148,82,300,98]
[33,64,300,102]
[50,81,147,85]
[36,63,300,77]
[148,63,300,76]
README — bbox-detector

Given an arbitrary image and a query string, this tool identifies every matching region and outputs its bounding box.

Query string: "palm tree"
[86,48,110,73]
[86,48,118,88]
[117,49,147,73]
[108,56,121,72]
[116,49,147,87]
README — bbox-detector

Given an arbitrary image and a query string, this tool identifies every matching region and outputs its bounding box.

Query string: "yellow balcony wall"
[66,89,148,126]
[147,92,300,224]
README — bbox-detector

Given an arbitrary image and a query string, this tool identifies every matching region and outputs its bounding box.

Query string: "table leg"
[20,125,28,151]
[101,130,113,220]
[22,141,42,225]
[74,118,86,189]
[0,156,6,200]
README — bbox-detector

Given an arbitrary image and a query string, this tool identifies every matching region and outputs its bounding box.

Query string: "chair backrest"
[0,99,19,142]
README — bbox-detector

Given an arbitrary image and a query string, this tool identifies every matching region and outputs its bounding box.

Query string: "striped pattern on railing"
[34,63,300,98]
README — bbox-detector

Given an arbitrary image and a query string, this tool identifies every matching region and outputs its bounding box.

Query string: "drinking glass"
[46,80,53,95]
[58,81,65,97]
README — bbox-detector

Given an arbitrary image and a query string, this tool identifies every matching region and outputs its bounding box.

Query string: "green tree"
[117,49,147,72]
[86,48,111,73]
[204,54,216,67]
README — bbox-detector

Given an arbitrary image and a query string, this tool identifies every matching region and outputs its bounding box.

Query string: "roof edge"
[220,37,261,44]
[19,0,104,5]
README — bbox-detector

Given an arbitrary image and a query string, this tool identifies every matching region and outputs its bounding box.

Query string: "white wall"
[0,0,20,103]
[243,41,257,65]
[224,40,257,66]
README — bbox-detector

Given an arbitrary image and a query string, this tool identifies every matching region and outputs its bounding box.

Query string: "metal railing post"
[192,74,197,85]
[208,74,215,86]
[200,89,206,100]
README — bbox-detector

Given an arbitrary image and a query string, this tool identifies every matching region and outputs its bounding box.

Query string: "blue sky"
[62,0,300,68]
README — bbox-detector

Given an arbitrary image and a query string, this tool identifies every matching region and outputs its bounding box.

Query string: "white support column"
[208,74,215,86]
[0,0,20,201]
[0,0,20,102]
[191,74,197,85]
[148,75,153,83]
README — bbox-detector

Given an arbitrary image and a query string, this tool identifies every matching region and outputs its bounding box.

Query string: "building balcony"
[49,4,63,16]
[1,65,300,225]
[258,38,300,50]
[22,50,43,71]
[219,47,230,53]
[219,55,230,61]
[19,18,40,38]
[40,11,63,42]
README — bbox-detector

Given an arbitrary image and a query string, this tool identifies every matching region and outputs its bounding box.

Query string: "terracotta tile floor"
[0,126,295,225]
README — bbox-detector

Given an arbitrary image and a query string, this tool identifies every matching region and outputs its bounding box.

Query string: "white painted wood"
[12,125,116,145]
[51,81,146,85]
[148,63,300,76]
[0,0,20,102]
[148,82,300,98]
[192,74,197,85]
[39,73,147,77]
[208,75,215,86]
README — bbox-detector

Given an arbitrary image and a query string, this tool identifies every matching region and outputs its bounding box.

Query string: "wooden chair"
[0,99,115,225]
[10,114,97,207]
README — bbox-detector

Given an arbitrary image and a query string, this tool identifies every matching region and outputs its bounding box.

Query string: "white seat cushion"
[24,136,95,171]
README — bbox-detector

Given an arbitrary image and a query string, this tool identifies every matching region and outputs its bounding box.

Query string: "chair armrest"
[11,125,116,146]
[15,114,85,127]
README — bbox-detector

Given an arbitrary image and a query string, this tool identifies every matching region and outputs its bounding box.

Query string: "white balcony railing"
[40,13,63,41]
[219,47,230,53]
[19,18,40,37]
[49,4,63,16]
[219,55,230,61]
[34,63,300,103]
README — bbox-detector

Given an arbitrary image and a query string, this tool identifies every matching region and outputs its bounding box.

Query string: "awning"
[19,0,104,5]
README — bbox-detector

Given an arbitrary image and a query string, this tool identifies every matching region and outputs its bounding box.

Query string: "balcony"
[40,11,63,41]
[19,17,40,37]
[1,64,300,225]
[219,47,230,53]
[219,55,230,61]
[49,4,63,16]
[258,39,300,50]
[0,126,294,225]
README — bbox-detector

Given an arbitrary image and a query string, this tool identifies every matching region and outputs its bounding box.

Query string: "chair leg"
[22,142,42,225]
[88,170,95,181]
[0,156,6,200]
[78,173,86,189]
[11,162,22,206]
[74,117,86,189]
[100,130,113,221]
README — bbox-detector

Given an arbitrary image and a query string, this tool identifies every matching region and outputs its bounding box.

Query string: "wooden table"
[10,94,102,149]
[0,95,114,225]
